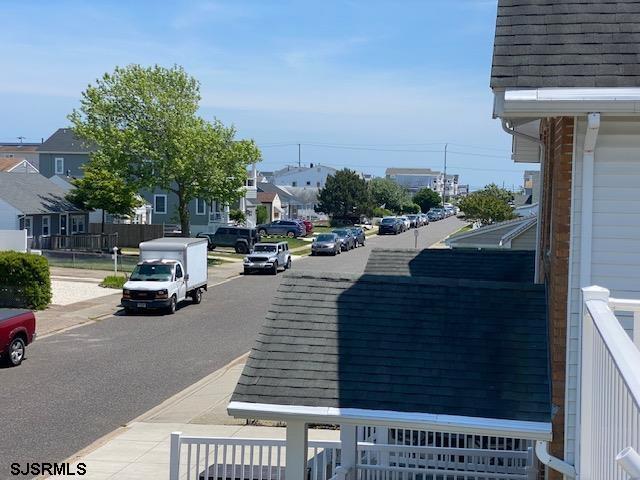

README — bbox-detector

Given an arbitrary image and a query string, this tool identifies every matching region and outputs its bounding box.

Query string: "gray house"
[0,172,88,242]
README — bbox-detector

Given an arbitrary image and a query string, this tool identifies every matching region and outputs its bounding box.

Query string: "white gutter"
[501,119,545,283]
[496,88,640,118]
[579,113,600,288]
[535,441,577,478]
[227,401,552,441]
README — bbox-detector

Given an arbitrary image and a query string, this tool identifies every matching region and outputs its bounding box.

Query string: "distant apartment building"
[385,167,460,197]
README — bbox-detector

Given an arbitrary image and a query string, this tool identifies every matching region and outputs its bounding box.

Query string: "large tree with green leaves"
[413,187,442,213]
[368,177,410,213]
[316,169,371,222]
[458,183,515,224]
[69,64,261,236]
[66,155,143,232]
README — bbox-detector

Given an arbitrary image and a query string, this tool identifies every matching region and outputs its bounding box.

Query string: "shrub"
[372,207,393,218]
[101,275,127,289]
[0,251,51,309]
[400,203,421,214]
[229,209,246,223]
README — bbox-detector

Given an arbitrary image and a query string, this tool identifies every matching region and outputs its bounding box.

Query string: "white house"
[385,167,460,197]
[270,163,337,188]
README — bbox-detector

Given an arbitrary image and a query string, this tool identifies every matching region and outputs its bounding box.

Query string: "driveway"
[0,217,465,479]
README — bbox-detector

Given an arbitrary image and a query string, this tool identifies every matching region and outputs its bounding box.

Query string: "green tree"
[316,169,371,222]
[66,156,143,232]
[229,209,246,224]
[368,178,410,213]
[413,188,442,213]
[400,203,421,214]
[69,64,261,236]
[256,205,268,224]
[458,184,515,224]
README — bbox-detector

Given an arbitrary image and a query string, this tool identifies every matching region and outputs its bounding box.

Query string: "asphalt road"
[0,217,465,478]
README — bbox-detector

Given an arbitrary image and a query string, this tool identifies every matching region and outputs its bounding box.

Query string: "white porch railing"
[579,287,640,479]
[170,433,537,480]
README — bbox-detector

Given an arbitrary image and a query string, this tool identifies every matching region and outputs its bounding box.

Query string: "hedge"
[0,251,51,310]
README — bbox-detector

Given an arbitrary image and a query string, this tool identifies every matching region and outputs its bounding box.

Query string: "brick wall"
[539,117,574,479]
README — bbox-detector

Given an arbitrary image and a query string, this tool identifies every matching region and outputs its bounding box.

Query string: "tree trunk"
[178,190,190,237]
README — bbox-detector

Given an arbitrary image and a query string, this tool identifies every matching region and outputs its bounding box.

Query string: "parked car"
[427,210,439,222]
[196,227,260,254]
[398,216,411,230]
[332,229,356,251]
[243,242,291,275]
[122,238,209,314]
[300,220,314,235]
[349,227,366,247]
[311,233,341,256]
[444,206,456,217]
[257,220,305,238]
[406,214,420,228]
[0,309,36,366]
[419,213,430,225]
[430,208,445,220]
[379,216,402,235]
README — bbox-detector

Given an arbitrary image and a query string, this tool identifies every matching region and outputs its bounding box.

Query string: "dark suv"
[196,227,260,254]
[257,220,305,238]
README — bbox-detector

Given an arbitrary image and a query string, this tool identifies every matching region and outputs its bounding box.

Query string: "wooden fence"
[89,223,164,247]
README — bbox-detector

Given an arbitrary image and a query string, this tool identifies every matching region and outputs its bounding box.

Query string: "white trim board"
[227,401,552,441]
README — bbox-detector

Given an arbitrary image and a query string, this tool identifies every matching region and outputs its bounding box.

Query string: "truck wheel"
[285,257,292,270]
[287,231,295,238]
[258,229,267,236]
[271,261,279,275]
[167,295,177,315]
[7,337,25,366]
[235,242,248,254]
[191,289,202,304]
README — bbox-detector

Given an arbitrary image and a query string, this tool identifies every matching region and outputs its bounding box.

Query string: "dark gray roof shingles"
[38,128,95,153]
[0,173,83,214]
[364,248,535,283]
[491,0,640,88]
[232,272,550,423]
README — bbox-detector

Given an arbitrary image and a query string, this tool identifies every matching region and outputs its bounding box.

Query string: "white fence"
[170,433,536,480]
[579,287,640,479]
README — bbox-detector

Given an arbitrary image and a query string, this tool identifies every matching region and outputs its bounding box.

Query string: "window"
[317,181,321,187]
[22,217,33,237]
[175,264,183,279]
[292,181,297,187]
[55,157,64,175]
[196,198,206,215]
[42,216,51,236]
[71,215,85,233]
[154,194,167,214]
[306,181,311,186]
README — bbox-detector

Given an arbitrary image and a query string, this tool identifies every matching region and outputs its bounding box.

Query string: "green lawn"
[259,236,312,250]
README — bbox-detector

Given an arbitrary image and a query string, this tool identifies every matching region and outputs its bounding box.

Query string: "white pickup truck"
[122,238,208,314]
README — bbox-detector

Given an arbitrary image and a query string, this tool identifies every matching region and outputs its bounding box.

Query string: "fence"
[40,233,119,252]
[43,250,139,273]
[89,223,164,248]
[579,287,640,479]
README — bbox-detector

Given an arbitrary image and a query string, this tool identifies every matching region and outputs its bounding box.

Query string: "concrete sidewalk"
[49,355,337,479]
[38,262,246,337]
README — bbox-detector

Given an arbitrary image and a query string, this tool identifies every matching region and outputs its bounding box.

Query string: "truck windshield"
[254,245,277,253]
[130,264,173,281]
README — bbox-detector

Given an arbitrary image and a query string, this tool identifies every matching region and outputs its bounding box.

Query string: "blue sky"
[0,0,529,190]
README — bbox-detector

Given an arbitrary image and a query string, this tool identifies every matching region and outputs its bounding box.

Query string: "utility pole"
[442,143,448,208]
[298,144,301,168]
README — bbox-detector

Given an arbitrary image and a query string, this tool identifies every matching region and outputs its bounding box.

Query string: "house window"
[196,198,206,215]
[316,181,321,187]
[292,181,297,187]
[306,181,311,186]
[22,217,33,237]
[55,157,65,175]
[42,216,51,236]
[154,194,167,214]
[71,215,85,233]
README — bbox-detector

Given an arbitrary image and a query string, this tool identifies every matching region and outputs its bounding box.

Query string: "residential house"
[270,163,337,188]
[256,191,282,222]
[385,167,460,197]
[445,216,537,251]
[491,0,640,477]
[37,128,259,233]
[0,157,39,173]
[0,172,88,247]
[285,186,323,219]
[257,183,297,218]
[0,143,41,170]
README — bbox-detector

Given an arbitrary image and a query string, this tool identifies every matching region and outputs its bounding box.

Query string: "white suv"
[243,242,292,275]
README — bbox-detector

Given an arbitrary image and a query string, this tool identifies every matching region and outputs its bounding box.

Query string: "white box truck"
[122,238,208,314]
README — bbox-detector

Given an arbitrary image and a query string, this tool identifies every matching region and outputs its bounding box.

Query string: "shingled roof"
[38,128,95,153]
[231,271,550,425]
[364,248,535,283]
[491,0,640,88]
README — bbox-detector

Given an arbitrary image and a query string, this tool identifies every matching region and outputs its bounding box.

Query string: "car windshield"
[332,229,348,236]
[254,245,277,253]
[381,218,395,224]
[316,234,335,242]
[407,215,417,219]
[130,264,173,282]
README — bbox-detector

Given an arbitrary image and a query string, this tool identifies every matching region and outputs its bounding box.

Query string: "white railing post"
[169,431,182,480]
[285,420,308,480]
[634,310,640,350]
[340,425,358,480]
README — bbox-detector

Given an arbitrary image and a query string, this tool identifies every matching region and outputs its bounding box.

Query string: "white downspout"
[579,113,600,288]
[536,441,577,478]
[501,119,545,283]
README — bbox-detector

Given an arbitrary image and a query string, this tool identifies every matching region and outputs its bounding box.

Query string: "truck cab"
[122,238,208,314]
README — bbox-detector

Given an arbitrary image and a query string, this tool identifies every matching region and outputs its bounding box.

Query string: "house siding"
[0,198,21,230]
[539,117,574,479]
[565,117,640,466]
[141,190,212,227]
[39,152,90,178]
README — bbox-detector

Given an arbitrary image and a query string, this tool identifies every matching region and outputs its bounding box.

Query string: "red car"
[0,309,36,366]
[301,220,314,235]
